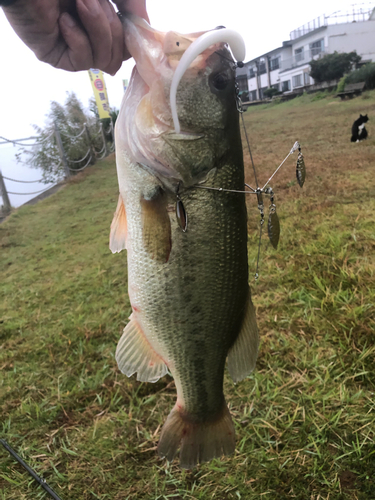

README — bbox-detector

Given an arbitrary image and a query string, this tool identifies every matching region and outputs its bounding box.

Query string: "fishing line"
[240,112,258,190]
[195,185,257,195]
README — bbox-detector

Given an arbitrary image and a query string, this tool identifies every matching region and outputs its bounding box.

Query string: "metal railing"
[279,49,326,71]
[290,3,375,40]
[0,121,115,216]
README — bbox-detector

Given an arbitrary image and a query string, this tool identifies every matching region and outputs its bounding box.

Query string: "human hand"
[1,0,148,74]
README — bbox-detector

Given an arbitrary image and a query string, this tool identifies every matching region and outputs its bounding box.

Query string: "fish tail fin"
[157,401,235,469]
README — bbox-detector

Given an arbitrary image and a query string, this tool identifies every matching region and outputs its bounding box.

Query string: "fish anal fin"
[158,401,235,469]
[110,195,128,254]
[227,288,259,383]
[116,314,168,383]
[141,190,172,263]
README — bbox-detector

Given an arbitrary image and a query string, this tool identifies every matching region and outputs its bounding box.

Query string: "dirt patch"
[339,470,359,491]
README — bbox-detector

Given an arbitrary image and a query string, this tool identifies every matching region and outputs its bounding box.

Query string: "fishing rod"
[0,439,63,500]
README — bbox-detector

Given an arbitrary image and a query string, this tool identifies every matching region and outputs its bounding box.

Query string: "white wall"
[242,17,375,98]
[327,20,375,60]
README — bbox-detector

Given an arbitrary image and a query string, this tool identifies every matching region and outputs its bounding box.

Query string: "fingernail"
[61,12,76,28]
[81,0,100,14]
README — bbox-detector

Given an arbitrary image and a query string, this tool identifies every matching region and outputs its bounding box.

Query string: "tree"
[345,62,375,90]
[263,87,281,98]
[309,51,361,83]
[89,97,118,143]
[19,92,113,183]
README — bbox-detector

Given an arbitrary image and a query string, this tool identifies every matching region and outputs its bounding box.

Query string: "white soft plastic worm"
[170,29,246,133]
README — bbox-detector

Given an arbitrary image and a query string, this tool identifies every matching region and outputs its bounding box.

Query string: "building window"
[237,76,248,92]
[270,56,280,71]
[258,59,266,75]
[293,74,303,87]
[249,67,256,78]
[310,39,324,57]
[295,47,304,63]
[271,83,280,91]
[304,73,310,86]
[282,80,291,92]
[250,90,257,101]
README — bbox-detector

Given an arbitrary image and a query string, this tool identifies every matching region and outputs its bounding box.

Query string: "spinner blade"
[268,209,280,249]
[296,153,306,188]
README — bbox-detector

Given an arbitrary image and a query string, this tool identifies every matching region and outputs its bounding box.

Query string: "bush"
[263,87,281,98]
[337,76,347,93]
[345,62,375,90]
[309,51,361,83]
[18,93,115,183]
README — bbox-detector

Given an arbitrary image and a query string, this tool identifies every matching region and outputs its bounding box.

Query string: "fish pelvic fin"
[227,287,259,383]
[157,401,235,469]
[141,190,172,263]
[116,314,168,383]
[110,195,128,253]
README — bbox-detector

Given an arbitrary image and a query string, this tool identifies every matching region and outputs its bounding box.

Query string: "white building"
[237,4,375,100]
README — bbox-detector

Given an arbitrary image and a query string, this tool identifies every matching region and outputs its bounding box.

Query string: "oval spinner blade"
[268,210,280,249]
[176,199,188,232]
[296,153,306,188]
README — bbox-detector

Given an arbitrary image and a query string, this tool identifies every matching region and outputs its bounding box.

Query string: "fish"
[110,16,259,469]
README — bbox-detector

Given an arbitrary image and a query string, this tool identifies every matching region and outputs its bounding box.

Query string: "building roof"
[239,3,375,66]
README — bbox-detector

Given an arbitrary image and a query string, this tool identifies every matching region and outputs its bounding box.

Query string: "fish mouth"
[116,16,246,185]
[169,28,245,133]
[122,15,245,134]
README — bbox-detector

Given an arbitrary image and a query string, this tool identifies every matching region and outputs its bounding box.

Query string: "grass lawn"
[1,90,375,499]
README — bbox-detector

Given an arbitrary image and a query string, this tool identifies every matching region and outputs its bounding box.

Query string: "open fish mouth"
[122,15,245,130]
[116,16,246,186]
[168,25,245,133]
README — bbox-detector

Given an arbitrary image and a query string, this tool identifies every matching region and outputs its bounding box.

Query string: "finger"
[113,0,149,22]
[76,0,113,70]
[58,12,94,71]
[98,0,124,75]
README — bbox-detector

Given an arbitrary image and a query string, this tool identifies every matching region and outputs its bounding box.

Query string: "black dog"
[351,114,369,142]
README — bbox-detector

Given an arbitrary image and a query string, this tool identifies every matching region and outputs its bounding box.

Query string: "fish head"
[116,16,244,188]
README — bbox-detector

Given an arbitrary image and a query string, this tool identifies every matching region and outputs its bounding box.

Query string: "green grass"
[1,91,375,499]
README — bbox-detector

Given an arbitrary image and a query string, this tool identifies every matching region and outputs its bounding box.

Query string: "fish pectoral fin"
[109,194,128,254]
[227,288,259,383]
[116,314,168,383]
[141,190,172,263]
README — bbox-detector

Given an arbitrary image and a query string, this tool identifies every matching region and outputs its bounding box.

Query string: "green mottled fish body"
[110,16,259,468]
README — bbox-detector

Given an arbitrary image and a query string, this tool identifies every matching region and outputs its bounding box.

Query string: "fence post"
[84,124,96,165]
[54,121,70,178]
[110,118,115,149]
[0,170,11,215]
[100,122,107,157]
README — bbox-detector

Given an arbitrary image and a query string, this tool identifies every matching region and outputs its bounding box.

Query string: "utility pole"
[54,121,70,178]
[0,170,11,215]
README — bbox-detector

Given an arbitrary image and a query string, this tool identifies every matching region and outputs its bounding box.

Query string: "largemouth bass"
[110,16,259,469]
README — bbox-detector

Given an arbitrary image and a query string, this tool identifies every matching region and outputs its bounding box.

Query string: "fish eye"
[211,73,229,91]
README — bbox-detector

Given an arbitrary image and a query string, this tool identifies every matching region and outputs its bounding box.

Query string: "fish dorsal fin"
[110,195,128,254]
[227,288,259,383]
[116,314,168,383]
[141,190,172,263]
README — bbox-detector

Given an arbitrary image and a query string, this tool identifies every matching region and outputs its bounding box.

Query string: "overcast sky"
[0,0,371,207]
[0,0,363,140]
